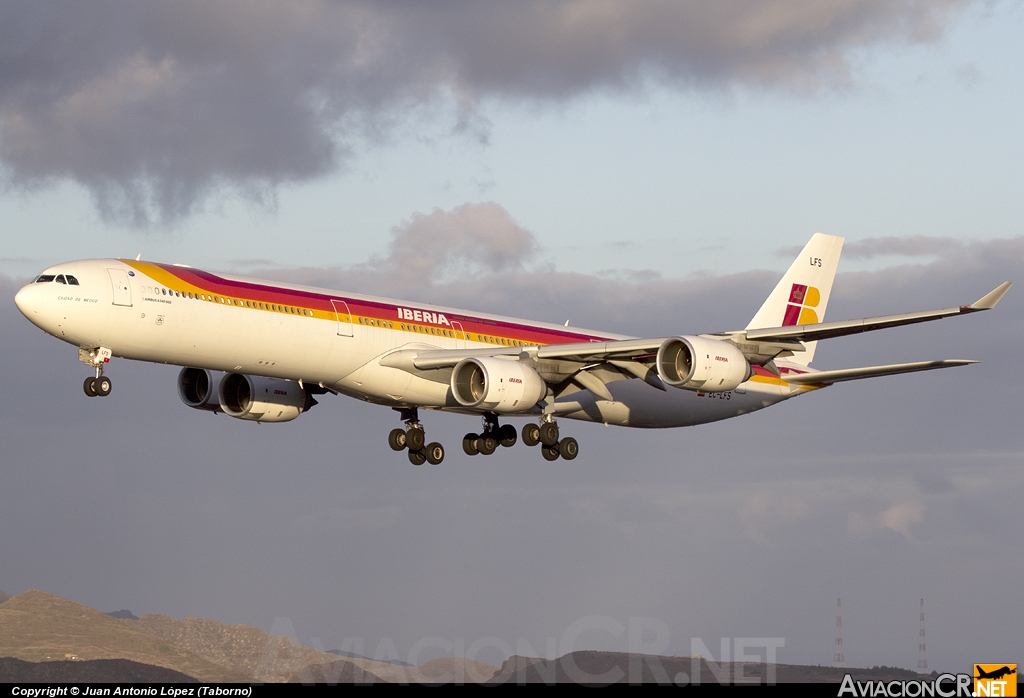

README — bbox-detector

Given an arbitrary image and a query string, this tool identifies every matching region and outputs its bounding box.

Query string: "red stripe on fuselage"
[147,263,609,346]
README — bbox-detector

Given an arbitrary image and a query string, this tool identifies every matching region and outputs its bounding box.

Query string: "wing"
[738,282,1012,344]
[379,283,1009,400]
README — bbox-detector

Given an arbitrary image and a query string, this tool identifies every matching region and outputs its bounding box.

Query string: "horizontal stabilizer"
[784,359,977,385]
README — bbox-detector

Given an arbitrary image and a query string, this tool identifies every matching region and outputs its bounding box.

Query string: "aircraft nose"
[14,283,38,318]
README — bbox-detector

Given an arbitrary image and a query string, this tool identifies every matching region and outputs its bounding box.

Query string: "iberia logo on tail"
[782,284,821,326]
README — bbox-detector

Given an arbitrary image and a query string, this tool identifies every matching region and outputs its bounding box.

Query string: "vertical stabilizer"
[746,233,844,365]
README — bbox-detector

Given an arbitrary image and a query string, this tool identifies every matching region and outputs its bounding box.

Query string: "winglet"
[966,282,1012,311]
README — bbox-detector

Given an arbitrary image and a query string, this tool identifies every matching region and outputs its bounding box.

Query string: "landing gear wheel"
[406,427,426,452]
[408,449,427,466]
[425,442,445,465]
[83,377,97,397]
[498,424,517,448]
[478,436,497,455]
[522,423,540,447]
[463,433,480,456]
[541,445,561,461]
[93,376,112,397]
[558,437,579,461]
[388,428,408,451]
[539,422,559,447]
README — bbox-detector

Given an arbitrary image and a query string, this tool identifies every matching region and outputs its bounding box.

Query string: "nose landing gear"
[388,407,444,465]
[80,347,113,397]
[84,373,112,397]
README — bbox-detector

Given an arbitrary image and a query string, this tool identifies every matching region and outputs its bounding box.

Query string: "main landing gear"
[520,417,578,461]
[386,411,580,464]
[388,407,445,465]
[462,413,518,457]
[463,414,579,461]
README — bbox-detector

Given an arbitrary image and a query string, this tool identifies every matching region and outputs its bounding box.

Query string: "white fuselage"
[15,258,811,428]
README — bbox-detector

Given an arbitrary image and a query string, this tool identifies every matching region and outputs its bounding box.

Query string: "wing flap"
[411,346,521,370]
[536,338,666,361]
[784,359,977,385]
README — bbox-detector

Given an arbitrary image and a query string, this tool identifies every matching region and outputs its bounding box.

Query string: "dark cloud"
[0,0,973,227]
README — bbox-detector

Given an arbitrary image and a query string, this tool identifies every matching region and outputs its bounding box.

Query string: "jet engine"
[177,367,225,412]
[451,357,548,413]
[656,336,751,392]
[218,372,317,423]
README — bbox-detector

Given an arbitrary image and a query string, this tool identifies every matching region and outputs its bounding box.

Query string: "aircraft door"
[331,299,354,337]
[107,268,132,307]
[450,321,467,349]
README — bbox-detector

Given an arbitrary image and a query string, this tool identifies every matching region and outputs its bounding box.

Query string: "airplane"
[975,666,1017,681]
[13,233,1011,465]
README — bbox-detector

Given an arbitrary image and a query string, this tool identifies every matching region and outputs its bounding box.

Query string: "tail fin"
[746,233,844,365]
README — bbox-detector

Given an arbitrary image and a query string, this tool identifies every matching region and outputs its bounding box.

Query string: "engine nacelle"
[218,373,316,423]
[451,357,548,413]
[177,367,225,412]
[656,336,751,392]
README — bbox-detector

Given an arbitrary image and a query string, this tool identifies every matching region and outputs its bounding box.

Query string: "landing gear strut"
[462,413,518,457]
[522,417,578,461]
[388,407,444,465]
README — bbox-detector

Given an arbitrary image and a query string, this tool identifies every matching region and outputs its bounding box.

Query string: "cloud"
[848,502,925,539]
[258,205,1023,341]
[842,236,965,259]
[370,202,539,284]
[0,0,974,227]
[775,235,967,260]
[738,487,813,546]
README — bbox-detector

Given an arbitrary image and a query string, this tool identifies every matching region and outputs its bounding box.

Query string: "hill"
[0,590,245,682]
[0,589,11,604]
[488,652,930,684]
[124,613,392,683]
[0,657,197,683]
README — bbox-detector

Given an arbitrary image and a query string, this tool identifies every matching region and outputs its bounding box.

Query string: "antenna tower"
[833,598,844,667]
[917,598,928,674]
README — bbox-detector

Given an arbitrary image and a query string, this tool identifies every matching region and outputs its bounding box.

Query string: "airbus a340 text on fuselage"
[14,234,1011,464]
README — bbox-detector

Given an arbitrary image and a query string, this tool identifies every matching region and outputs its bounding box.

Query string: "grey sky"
[1,0,1021,675]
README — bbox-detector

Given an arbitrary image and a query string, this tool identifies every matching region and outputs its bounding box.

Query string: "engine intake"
[451,357,547,413]
[177,367,224,412]
[656,336,751,392]
[218,373,316,423]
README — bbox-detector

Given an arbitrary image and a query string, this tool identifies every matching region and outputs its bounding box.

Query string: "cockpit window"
[35,275,56,283]
[66,275,80,285]
[55,275,67,284]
